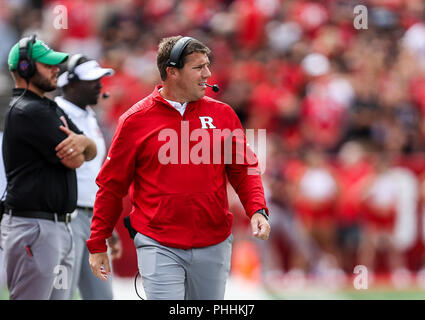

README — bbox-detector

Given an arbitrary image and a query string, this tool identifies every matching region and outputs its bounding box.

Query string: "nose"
[202,65,211,79]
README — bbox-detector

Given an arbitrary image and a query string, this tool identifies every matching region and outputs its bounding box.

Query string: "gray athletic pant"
[69,208,113,300]
[134,232,233,300]
[0,213,74,300]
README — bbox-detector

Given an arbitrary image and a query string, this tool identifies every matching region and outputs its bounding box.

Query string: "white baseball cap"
[57,60,114,87]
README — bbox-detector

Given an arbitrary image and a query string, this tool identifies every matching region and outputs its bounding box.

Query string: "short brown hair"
[157,35,211,81]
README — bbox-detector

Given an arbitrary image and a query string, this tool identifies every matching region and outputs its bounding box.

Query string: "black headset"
[166,36,194,69]
[17,34,37,81]
[67,53,84,82]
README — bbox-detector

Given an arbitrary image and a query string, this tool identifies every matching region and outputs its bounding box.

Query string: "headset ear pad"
[17,36,36,80]
[67,53,84,82]
[167,37,194,69]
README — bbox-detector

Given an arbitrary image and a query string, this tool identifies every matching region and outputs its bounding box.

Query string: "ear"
[166,66,178,79]
[63,81,78,94]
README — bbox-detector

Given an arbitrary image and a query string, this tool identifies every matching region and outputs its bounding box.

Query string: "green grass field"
[1,276,424,300]
[260,273,425,300]
[267,287,425,300]
[1,287,8,300]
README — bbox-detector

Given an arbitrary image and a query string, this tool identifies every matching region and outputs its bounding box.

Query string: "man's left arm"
[250,209,270,240]
[224,107,270,240]
[55,125,97,161]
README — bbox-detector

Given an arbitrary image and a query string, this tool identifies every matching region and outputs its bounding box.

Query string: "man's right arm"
[89,252,111,281]
[19,104,93,167]
[86,114,138,254]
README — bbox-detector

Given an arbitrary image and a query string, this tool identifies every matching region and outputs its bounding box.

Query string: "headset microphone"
[205,83,220,93]
[102,92,110,99]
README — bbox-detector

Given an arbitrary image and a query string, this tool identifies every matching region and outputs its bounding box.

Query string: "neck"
[15,81,45,98]
[63,94,87,110]
[160,84,187,104]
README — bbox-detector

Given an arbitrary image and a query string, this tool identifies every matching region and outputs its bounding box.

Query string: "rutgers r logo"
[158,121,267,175]
[199,116,216,129]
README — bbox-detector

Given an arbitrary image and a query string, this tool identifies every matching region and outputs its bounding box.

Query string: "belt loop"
[7,208,12,225]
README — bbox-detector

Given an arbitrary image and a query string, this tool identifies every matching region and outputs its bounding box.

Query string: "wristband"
[254,208,269,221]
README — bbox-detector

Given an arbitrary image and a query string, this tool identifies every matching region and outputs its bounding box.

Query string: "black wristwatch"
[254,208,269,221]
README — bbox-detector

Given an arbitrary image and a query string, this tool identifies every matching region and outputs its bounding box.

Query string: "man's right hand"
[89,252,111,281]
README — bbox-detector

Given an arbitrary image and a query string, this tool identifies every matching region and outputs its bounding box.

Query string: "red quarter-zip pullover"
[87,85,268,253]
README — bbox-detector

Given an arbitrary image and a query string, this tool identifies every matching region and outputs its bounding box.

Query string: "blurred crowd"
[2,0,425,289]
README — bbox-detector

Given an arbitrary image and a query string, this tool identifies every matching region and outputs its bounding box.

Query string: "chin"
[196,91,205,100]
[44,85,57,92]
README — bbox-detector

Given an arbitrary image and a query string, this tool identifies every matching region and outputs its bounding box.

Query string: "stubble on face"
[32,63,59,93]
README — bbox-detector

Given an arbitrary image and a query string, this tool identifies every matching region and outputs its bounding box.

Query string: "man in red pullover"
[87,36,270,299]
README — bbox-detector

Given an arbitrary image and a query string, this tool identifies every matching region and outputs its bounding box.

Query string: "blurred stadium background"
[2,0,425,299]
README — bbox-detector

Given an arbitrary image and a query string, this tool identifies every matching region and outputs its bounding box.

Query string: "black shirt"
[2,88,83,214]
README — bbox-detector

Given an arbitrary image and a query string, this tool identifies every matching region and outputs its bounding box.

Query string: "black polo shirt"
[2,88,83,214]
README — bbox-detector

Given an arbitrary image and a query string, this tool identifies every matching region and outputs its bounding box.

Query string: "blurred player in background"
[55,54,122,299]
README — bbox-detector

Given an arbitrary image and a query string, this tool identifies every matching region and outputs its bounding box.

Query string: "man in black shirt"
[0,36,97,299]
